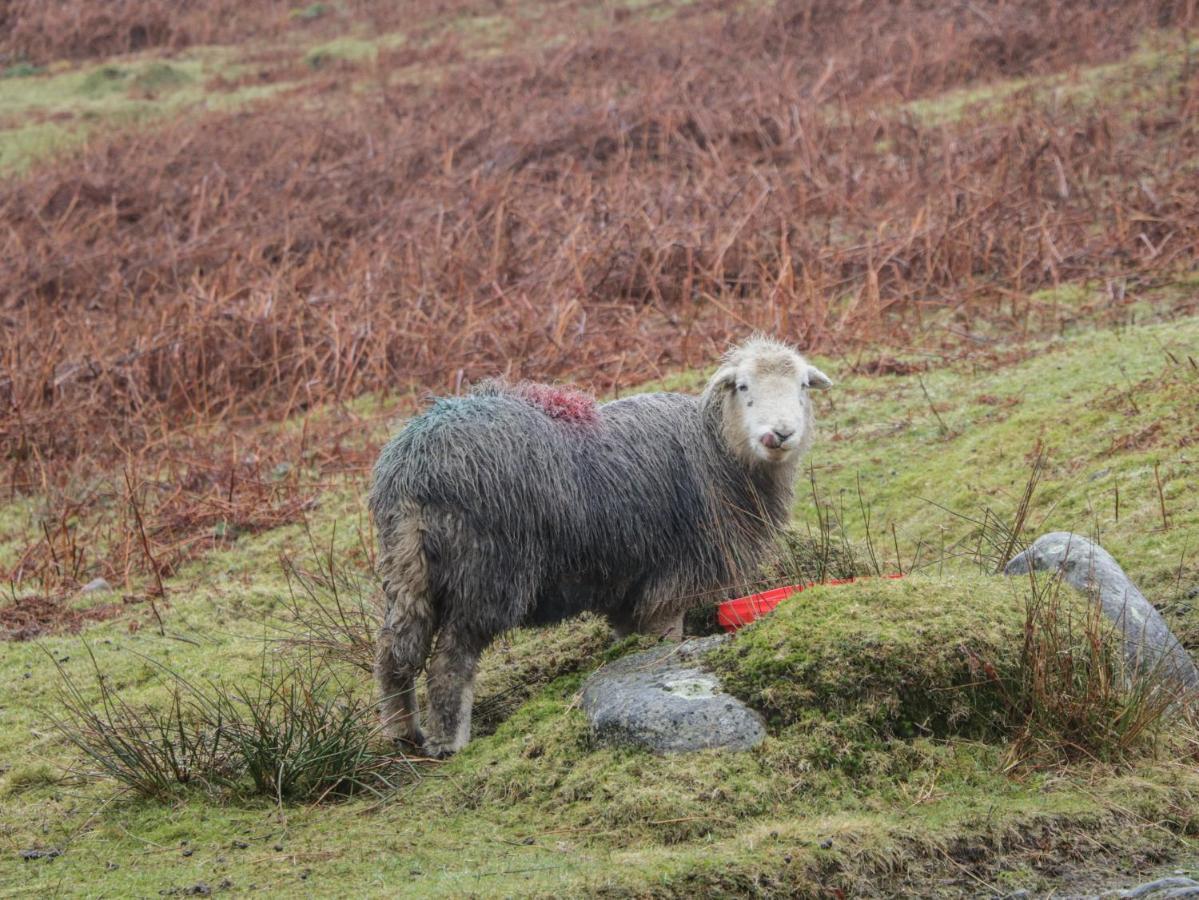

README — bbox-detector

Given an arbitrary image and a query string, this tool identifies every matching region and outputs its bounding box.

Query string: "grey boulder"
[1005,532,1199,692]
[580,635,765,753]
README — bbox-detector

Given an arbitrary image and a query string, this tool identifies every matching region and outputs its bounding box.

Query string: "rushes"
[51,644,238,799]
[208,659,401,803]
[955,445,1182,764]
[997,569,1181,766]
[50,645,408,803]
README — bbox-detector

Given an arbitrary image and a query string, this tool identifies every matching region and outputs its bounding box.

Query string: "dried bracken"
[1,0,1196,601]
[0,0,464,64]
[0,593,125,640]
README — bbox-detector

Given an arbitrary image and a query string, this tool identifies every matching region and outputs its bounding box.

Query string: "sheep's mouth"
[753,443,794,463]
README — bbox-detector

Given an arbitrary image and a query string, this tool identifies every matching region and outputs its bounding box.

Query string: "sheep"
[370,336,832,756]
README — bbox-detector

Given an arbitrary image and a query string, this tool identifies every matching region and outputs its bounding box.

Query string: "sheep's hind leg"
[422,625,488,758]
[374,560,436,747]
[606,605,637,640]
[374,517,436,751]
[375,584,437,751]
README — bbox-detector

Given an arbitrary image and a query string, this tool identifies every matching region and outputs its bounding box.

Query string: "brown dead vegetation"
[1,417,375,596]
[1,0,284,63]
[0,0,484,65]
[2,0,1198,595]
[0,592,125,640]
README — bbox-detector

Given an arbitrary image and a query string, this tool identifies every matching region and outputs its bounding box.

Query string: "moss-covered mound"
[711,575,1025,742]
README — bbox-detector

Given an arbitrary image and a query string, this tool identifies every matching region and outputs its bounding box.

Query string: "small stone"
[80,578,112,594]
[273,844,284,852]
[181,849,193,857]
[20,848,62,861]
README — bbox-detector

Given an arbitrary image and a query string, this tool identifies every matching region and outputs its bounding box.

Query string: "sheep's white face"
[710,344,832,465]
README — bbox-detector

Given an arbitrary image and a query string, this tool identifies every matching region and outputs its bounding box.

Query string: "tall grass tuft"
[212,657,398,803]
[992,570,1182,767]
[50,646,408,803]
[51,644,238,799]
[954,445,1183,765]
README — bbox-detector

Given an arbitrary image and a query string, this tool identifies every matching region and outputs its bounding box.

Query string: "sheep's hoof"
[420,737,459,760]
[391,730,425,756]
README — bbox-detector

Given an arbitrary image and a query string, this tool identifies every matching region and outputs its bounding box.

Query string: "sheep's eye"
[737,384,748,393]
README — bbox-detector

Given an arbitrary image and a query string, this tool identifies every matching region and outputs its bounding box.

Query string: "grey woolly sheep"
[370,336,832,756]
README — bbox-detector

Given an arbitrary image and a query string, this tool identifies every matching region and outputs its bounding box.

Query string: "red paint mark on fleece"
[515,383,599,425]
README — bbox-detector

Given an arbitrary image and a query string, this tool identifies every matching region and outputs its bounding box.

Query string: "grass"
[2,310,1197,895]
[905,31,1199,126]
[799,315,1199,612]
[2,0,1198,893]
[304,33,407,68]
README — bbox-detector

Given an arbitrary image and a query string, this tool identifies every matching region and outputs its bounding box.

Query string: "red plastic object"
[717,575,903,632]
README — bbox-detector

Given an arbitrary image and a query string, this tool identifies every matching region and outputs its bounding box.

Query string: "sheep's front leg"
[635,592,686,641]
[640,610,685,642]
[423,626,485,758]
[606,605,637,640]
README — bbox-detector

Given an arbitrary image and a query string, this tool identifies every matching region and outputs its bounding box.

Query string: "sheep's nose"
[760,429,793,449]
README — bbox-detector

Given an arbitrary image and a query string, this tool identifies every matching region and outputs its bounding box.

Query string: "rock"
[1061,875,1199,899]
[580,635,765,753]
[80,577,112,594]
[19,847,61,861]
[1005,532,1199,692]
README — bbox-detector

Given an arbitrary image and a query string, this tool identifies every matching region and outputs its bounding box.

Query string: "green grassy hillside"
[2,0,1198,894]
[2,308,1196,897]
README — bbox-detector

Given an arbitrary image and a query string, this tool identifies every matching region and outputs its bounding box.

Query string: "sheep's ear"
[708,365,739,392]
[805,366,833,390]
